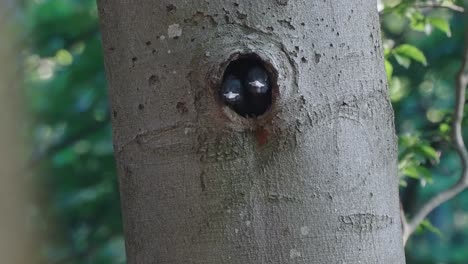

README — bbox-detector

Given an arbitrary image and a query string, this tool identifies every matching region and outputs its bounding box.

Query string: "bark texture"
[98,0,406,263]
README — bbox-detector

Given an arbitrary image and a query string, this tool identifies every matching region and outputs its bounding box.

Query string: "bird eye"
[219,55,273,117]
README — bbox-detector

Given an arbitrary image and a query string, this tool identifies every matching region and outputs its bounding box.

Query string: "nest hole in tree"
[219,54,276,118]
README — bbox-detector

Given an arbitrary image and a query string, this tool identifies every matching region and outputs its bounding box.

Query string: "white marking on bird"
[249,80,265,88]
[224,91,240,100]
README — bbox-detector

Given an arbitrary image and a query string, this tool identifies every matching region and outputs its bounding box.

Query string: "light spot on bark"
[234,228,239,234]
[300,226,310,236]
[168,24,182,38]
[290,249,301,259]
[245,220,251,226]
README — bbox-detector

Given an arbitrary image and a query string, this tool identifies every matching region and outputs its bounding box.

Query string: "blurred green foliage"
[23,0,124,263]
[380,0,468,263]
[20,0,468,263]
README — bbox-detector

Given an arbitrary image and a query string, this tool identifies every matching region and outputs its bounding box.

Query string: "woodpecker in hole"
[221,75,246,114]
[245,66,271,116]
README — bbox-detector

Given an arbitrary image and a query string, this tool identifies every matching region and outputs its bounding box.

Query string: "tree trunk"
[98,0,406,263]
[0,1,33,263]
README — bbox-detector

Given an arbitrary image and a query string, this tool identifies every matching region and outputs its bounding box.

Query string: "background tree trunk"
[0,1,34,263]
[98,0,406,263]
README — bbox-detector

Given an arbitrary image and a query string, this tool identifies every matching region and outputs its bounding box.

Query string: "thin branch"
[379,1,465,16]
[400,202,409,243]
[413,2,465,13]
[403,24,468,245]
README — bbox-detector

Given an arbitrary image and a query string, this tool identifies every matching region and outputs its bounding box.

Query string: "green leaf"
[399,179,408,187]
[408,10,426,32]
[416,166,433,183]
[399,134,420,148]
[389,77,409,102]
[439,123,450,134]
[416,145,440,163]
[428,17,451,37]
[402,166,433,183]
[416,219,443,237]
[394,54,411,68]
[393,44,427,66]
[402,166,420,179]
[385,59,393,80]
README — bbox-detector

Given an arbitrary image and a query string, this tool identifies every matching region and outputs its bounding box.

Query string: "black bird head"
[221,75,244,105]
[246,66,270,95]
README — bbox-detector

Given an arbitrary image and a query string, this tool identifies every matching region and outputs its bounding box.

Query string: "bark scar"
[255,127,269,147]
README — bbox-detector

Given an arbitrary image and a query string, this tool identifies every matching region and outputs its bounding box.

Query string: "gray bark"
[98,0,406,263]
